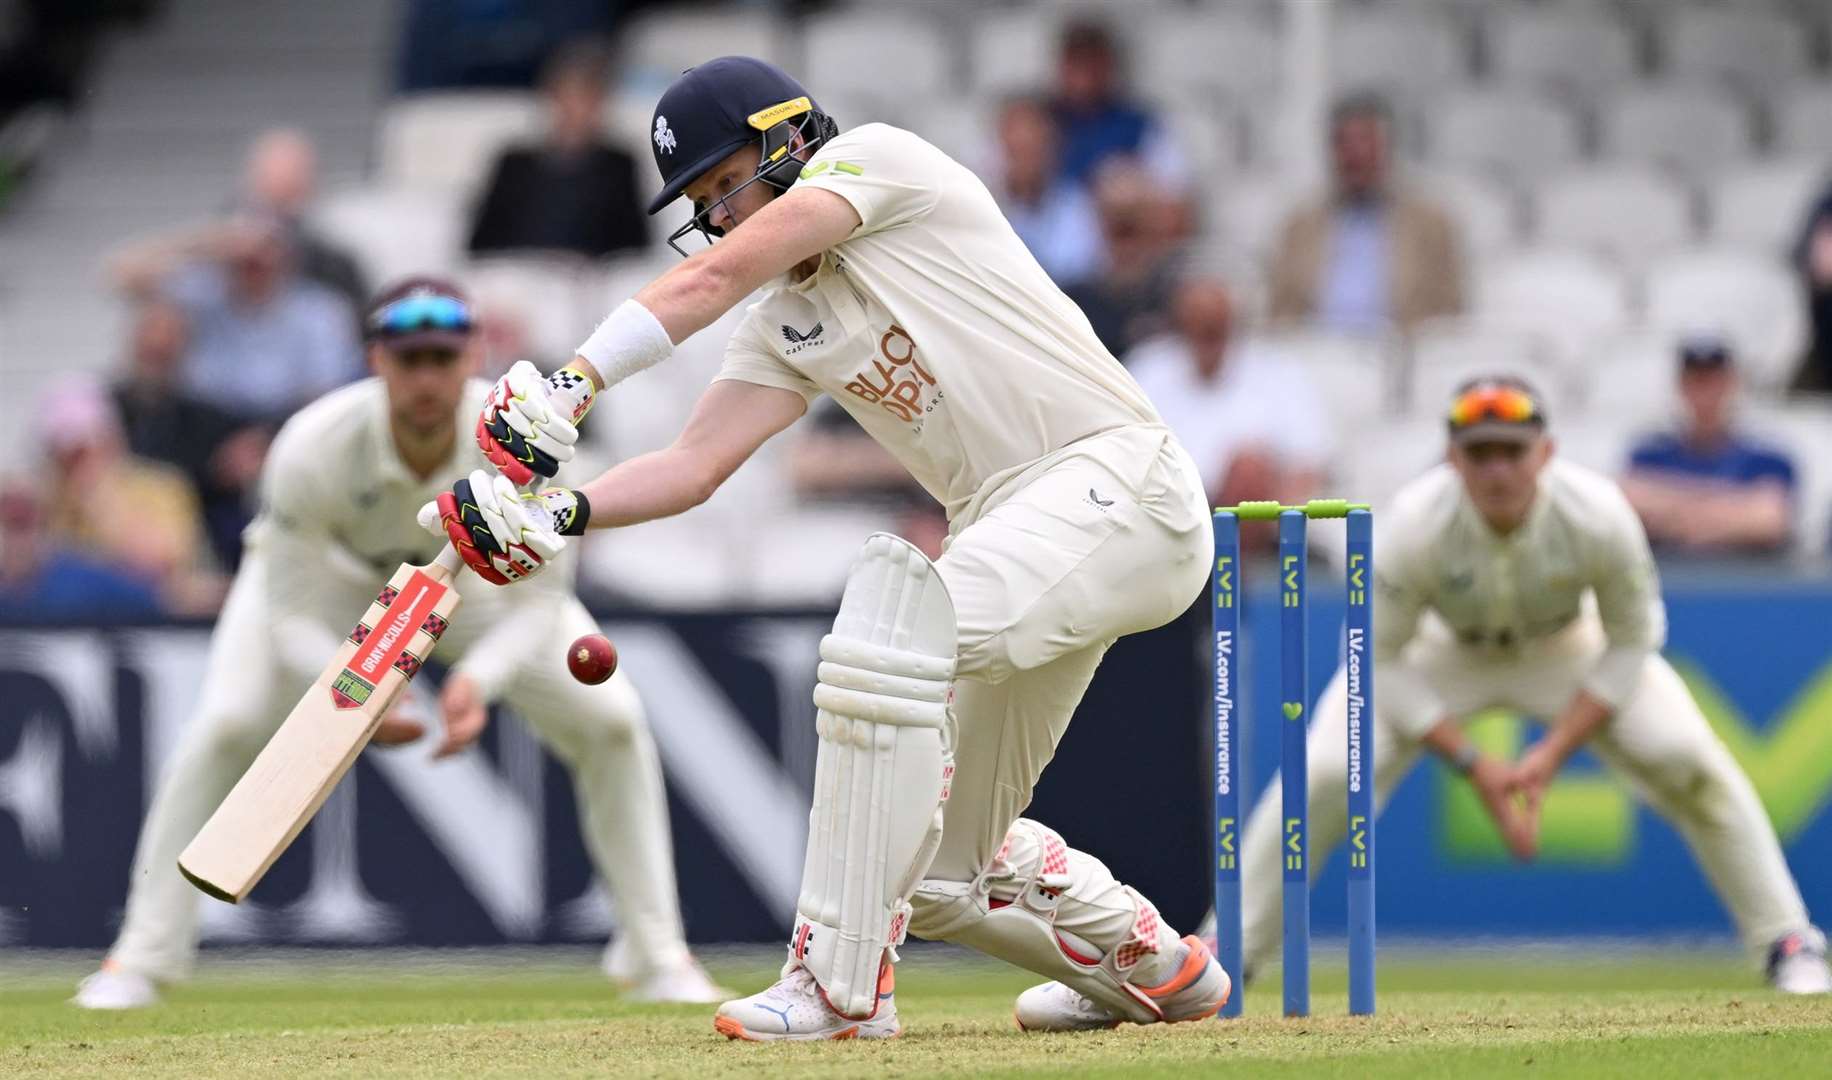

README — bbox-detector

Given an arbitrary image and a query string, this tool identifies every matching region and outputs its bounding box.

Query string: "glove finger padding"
[475,361,591,485]
[434,470,564,586]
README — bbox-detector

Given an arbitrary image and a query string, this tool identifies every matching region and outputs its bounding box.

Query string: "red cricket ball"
[567,634,618,685]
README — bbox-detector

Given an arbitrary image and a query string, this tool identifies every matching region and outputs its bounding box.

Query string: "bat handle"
[433,545,464,576]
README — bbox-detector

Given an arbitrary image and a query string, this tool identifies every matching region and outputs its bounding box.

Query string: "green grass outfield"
[3,945,1830,1078]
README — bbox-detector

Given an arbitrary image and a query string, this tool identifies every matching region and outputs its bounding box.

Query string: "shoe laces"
[771,964,821,1002]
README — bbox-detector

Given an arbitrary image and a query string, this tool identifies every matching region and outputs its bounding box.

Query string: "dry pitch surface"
[3,946,1830,1078]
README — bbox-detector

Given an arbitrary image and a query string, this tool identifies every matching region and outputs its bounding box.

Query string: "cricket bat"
[177,546,465,903]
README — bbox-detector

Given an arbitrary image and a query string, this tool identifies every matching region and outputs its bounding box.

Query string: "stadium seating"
[1336,414,1447,513]
[1706,158,1826,257]
[16,0,1832,579]
[1533,166,1694,268]
[309,185,466,290]
[1473,247,1633,363]
[1772,81,1832,159]
[460,257,604,368]
[1414,169,1521,262]
[1212,170,1305,270]
[375,93,541,197]
[1133,8,1279,107]
[1329,8,1467,102]
[1642,249,1807,392]
[1426,89,1583,180]
[904,94,999,177]
[1597,83,1756,177]
[800,9,950,111]
[1660,5,1809,96]
[1260,328,1402,419]
[1406,316,1563,414]
[968,7,1062,98]
[612,5,789,96]
[1483,3,1639,99]
[1574,327,1684,430]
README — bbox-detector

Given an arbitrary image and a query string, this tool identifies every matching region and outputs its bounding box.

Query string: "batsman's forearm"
[575,446,720,529]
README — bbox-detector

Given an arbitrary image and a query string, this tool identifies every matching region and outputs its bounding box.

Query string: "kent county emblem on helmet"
[653,116,677,155]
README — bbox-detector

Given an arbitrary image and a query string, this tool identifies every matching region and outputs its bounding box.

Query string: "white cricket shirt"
[716,123,1166,522]
[1375,459,1667,735]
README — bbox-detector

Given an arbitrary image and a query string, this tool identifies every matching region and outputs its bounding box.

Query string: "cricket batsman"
[1226,377,1830,994]
[73,278,724,1009]
[415,56,1230,1038]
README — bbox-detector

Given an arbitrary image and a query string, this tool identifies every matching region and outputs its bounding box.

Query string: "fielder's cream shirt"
[716,123,1166,522]
[1374,459,1667,736]
[246,377,572,697]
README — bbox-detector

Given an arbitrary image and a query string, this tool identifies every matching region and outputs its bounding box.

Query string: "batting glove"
[475,361,596,485]
[418,470,590,585]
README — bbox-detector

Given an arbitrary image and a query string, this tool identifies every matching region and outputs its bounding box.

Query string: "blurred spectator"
[788,400,947,561]
[467,41,648,260]
[1622,335,1795,555]
[0,474,163,621]
[1790,182,1832,394]
[110,299,268,568]
[1268,94,1463,334]
[1063,163,1182,355]
[1049,18,1186,192]
[236,128,368,319]
[990,95,1101,284]
[109,213,361,423]
[1126,278,1331,513]
[37,380,222,614]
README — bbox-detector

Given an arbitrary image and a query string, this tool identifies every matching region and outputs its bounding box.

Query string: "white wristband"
[576,299,673,389]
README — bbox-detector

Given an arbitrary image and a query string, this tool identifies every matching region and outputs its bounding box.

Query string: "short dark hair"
[1330,91,1392,132]
[542,37,612,91]
[1060,18,1118,58]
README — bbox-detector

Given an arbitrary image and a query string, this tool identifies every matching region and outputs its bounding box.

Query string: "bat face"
[177,556,462,904]
[332,572,451,709]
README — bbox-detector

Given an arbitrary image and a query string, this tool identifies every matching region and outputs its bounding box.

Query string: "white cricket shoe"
[714,963,899,1041]
[601,936,640,986]
[1767,931,1832,994]
[1015,935,1230,1033]
[70,966,160,1010]
[602,940,731,1003]
[627,960,732,1004]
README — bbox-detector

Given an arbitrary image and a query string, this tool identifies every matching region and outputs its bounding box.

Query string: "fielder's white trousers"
[1240,613,1816,970]
[108,552,691,981]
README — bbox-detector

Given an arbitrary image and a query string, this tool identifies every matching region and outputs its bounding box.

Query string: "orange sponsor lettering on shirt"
[844,324,938,424]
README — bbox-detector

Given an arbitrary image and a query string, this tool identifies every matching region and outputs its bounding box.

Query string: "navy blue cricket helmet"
[646,56,839,254]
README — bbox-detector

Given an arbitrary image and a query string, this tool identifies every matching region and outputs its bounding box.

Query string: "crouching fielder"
[419,57,1231,1038]
[1230,377,1830,994]
[74,279,721,1010]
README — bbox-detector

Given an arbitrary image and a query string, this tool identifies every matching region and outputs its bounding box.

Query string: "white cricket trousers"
[908,424,1212,956]
[1240,613,1816,970]
[108,551,691,981]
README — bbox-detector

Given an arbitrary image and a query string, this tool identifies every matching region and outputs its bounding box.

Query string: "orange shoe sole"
[714,1015,867,1041]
